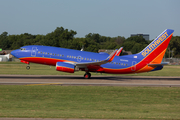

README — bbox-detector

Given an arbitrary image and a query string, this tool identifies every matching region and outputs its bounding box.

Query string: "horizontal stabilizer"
[148,62,169,66]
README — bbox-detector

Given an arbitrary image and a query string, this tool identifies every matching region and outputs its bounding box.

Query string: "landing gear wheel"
[26,66,30,70]
[84,72,91,79]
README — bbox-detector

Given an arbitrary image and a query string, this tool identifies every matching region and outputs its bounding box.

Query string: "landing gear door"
[31,47,37,57]
[131,61,136,71]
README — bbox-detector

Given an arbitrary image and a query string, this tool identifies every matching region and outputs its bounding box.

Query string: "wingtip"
[106,50,117,62]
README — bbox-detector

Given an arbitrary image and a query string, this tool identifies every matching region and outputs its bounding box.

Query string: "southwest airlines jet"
[11,29,174,79]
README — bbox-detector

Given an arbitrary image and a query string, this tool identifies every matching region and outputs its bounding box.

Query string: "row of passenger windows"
[38,51,128,66]
[38,51,64,57]
[67,55,100,62]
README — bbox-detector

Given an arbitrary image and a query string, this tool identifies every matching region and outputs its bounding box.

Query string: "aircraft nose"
[11,50,18,57]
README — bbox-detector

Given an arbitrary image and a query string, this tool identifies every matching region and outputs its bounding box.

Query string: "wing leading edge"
[74,49,118,68]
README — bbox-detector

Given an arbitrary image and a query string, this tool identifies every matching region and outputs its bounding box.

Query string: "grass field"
[0,62,180,119]
[0,86,180,119]
[0,62,180,76]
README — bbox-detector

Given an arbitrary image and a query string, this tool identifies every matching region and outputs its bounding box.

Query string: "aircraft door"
[131,61,136,71]
[31,47,37,57]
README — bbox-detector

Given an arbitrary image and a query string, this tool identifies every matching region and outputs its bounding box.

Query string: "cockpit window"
[20,48,26,51]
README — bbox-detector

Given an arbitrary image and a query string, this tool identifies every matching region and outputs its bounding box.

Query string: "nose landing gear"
[26,66,30,70]
[84,72,91,79]
[26,63,30,70]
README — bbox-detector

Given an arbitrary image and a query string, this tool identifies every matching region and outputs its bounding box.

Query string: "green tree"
[85,33,101,43]
[0,32,10,50]
[122,36,148,53]
[168,36,180,58]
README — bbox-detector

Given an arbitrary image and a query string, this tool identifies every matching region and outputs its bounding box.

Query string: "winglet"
[106,50,117,62]
[116,47,123,56]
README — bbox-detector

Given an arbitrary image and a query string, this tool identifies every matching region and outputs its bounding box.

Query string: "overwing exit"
[11,29,174,78]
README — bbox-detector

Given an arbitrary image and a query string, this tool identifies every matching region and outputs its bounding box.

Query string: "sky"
[0,0,179,40]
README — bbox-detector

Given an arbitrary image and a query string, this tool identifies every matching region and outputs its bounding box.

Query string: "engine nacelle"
[56,62,75,73]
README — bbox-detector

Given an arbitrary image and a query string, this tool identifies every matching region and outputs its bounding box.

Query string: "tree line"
[0,27,180,58]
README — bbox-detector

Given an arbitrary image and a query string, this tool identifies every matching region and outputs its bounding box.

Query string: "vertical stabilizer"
[139,29,174,64]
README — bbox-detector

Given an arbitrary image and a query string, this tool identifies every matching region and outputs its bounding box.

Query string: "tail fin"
[139,29,174,64]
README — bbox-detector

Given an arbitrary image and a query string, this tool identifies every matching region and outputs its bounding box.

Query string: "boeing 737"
[11,29,174,78]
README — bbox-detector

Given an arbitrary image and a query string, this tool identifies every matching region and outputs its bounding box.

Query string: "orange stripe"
[134,49,167,73]
[150,48,167,64]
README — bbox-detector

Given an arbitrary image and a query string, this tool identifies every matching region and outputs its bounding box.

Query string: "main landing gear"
[84,72,91,79]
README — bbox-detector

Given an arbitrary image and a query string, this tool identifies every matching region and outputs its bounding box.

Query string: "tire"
[84,72,91,79]
[26,66,30,70]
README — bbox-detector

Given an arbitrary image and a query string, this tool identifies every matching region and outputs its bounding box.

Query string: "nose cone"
[11,50,19,58]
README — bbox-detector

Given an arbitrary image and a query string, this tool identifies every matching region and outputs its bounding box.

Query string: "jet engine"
[56,62,75,73]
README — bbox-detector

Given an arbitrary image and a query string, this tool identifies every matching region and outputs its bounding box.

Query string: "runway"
[0,75,180,87]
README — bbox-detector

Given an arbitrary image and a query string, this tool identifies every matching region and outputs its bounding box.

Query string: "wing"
[75,49,117,68]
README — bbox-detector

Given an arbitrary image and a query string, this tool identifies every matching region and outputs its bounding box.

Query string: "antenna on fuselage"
[81,45,84,51]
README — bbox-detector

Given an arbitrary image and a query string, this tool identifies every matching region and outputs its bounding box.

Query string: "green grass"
[0,62,180,76]
[0,86,180,119]
[0,62,180,119]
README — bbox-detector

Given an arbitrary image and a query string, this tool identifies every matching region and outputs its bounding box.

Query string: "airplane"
[11,29,174,79]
